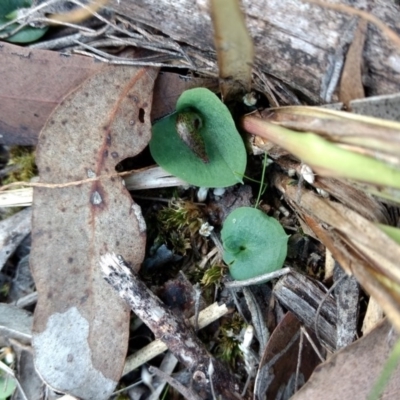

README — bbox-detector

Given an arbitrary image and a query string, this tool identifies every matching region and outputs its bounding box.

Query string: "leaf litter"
[0,1,400,400]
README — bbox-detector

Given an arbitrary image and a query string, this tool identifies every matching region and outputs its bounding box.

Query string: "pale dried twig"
[100,253,242,399]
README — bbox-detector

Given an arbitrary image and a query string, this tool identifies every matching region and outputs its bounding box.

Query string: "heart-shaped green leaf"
[0,0,31,16]
[221,207,288,281]
[149,88,247,188]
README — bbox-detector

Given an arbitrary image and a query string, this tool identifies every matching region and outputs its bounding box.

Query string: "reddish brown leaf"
[255,312,322,400]
[0,42,217,146]
[30,65,158,399]
[339,19,367,108]
[292,318,400,400]
[0,42,103,145]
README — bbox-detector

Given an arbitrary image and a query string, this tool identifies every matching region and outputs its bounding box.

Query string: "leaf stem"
[255,153,268,208]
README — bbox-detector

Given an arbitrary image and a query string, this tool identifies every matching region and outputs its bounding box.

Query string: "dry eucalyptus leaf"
[30,65,158,400]
[0,41,103,146]
[339,18,367,108]
[254,312,322,400]
[292,318,400,400]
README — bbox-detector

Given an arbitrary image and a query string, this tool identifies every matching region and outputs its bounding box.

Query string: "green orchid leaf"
[221,207,288,281]
[0,0,48,44]
[0,374,16,399]
[149,88,247,188]
[0,19,48,43]
[0,0,31,17]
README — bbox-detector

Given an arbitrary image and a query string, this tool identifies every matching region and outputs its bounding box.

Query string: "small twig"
[72,48,193,68]
[314,273,346,349]
[100,253,243,399]
[193,283,202,332]
[123,301,229,374]
[148,365,203,400]
[295,327,304,392]
[303,0,400,48]
[208,360,217,400]
[225,267,291,288]
[300,326,325,363]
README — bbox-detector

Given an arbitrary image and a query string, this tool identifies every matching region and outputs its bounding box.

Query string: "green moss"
[3,146,37,185]
[156,199,204,255]
[215,313,246,367]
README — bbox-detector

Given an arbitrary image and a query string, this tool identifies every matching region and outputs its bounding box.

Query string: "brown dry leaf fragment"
[292,318,400,400]
[339,18,367,108]
[30,65,158,400]
[151,71,218,121]
[0,41,216,147]
[0,42,103,146]
[254,312,322,400]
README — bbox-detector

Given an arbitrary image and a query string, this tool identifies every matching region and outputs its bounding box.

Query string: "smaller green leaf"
[149,88,247,188]
[0,0,31,17]
[221,207,288,281]
[0,374,16,399]
[0,19,48,43]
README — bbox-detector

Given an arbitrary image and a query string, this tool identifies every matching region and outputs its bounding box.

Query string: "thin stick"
[225,267,291,288]
[100,253,242,400]
[303,0,400,48]
[148,365,203,400]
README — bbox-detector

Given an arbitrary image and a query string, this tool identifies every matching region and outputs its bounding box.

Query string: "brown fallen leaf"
[339,18,367,108]
[30,65,158,399]
[0,42,103,145]
[292,318,400,400]
[254,312,323,400]
[0,42,217,146]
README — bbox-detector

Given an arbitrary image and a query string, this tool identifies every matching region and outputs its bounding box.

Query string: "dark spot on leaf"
[139,108,145,123]
[143,102,148,108]
[111,152,119,158]
[130,94,139,103]
[116,241,120,246]
[68,257,73,263]
[45,166,50,172]
[67,354,73,362]
[80,294,89,304]
[50,120,55,125]
[103,150,108,158]
[61,119,68,126]
[84,92,89,97]
[60,207,66,212]
[34,113,39,117]
[47,291,53,299]
[106,135,112,145]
